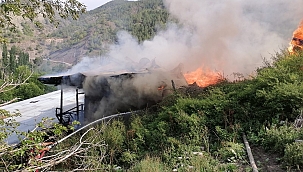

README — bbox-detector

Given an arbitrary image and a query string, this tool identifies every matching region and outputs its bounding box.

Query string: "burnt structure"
[38,61,188,124]
[38,75,85,125]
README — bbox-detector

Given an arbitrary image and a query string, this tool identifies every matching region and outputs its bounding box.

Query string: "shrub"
[186,152,238,172]
[102,120,126,164]
[261,125,303,155]
[283,142,303,168]
[130,156,170,172]
[216,142,246,163]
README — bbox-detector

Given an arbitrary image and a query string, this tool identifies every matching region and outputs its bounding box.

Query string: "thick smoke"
[162,0,303,76]
[65,0,303,119]
[68,0,303,77]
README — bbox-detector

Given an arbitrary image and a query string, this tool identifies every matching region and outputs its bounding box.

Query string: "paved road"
[43,58,73,66]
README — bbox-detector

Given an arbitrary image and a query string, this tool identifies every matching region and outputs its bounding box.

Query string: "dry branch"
[0,97,20,107]
[0,70,33,93]
[16,127,106,172]
[243,133,258,172]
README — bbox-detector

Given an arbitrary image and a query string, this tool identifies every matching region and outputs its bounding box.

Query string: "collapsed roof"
[38,57,161,88]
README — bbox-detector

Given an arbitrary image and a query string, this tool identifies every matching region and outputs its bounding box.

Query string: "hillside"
[0,0,169,73]
[2,0,303,171]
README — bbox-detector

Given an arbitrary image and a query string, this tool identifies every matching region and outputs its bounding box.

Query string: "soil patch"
[251,146,285,172]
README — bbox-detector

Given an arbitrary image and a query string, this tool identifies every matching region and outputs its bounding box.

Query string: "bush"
[130,156,170,172]
[261,125,303,155]
[283,142,303,168]
[102,120,126,164]
[216,142,246,163]
[186,152,238,172]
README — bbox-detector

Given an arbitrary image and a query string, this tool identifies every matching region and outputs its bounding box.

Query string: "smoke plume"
[162,0,303,76]
[68,0,303,78]
[65,0,303,119]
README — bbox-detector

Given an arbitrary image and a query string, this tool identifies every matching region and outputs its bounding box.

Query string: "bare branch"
[0,97,20,107]
[23,128,105,171]
[0,70,33,93]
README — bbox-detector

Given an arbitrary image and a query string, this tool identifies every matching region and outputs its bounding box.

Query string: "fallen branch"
[0,70,33,93]
[243,133,258,172]
[0,98,20,107]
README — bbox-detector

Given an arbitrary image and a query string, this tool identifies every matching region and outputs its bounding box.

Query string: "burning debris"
[289,20,303,53]
[183,67,223,87]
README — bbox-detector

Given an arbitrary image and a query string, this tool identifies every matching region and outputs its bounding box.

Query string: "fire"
[158,85,166,90]
[288,20,303,53]
[184,67,222,87]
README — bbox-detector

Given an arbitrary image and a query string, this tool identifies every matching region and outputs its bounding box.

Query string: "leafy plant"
[130,156,170,172]
[217,142,246,163]
[283,141,303,168]
[261,125,302,155]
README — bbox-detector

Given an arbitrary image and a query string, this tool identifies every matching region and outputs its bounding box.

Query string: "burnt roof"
[38,57,160,87]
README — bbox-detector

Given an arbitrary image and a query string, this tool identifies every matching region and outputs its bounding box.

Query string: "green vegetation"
[0,43,56,103]
[1,0,171,66]
[1,0,303,171]
[0,0,86,42]
[3,48,303,171]
[36,50,303,171]
[129,5,169,42]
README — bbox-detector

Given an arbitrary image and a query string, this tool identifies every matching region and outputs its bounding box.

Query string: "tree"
[0,0,86,42]
[8,45,16,72]
[18,51,29,66]
[0,0,86,95]
[2,42,8,67]
[130,8,168,42]
[0,0,86,160]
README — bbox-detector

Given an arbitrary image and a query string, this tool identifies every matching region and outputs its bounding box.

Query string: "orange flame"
[288,20,303,53]
[158,85,166,90]
[184,67,222,87]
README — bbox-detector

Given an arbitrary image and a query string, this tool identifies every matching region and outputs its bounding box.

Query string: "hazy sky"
[78,0,112,11]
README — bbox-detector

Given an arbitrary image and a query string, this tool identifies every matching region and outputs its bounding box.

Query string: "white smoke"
[66,0,303,79]
[161,0,303,76]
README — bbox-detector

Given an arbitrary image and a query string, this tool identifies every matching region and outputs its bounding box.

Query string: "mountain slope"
[1,0,169,73]
[46,0,168,65]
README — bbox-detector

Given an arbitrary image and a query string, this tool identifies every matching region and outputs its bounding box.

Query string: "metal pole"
[76,89,79,121]
[60,85,63,124]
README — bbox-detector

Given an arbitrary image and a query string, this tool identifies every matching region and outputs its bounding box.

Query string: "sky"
[78,0,112,11]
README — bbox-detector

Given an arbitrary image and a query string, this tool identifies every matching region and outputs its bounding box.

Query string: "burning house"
[38,58,188,124]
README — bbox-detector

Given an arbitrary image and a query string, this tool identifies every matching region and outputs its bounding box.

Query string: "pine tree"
[2,42,8,67]
[18,51,23,66]
[18,51,29,66]
[9,45,17,72]
[24,52,29,66]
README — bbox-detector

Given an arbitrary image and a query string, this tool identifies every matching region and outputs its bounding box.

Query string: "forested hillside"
[47,0,169,64]
[0,0,170,74]
[0,42,56,105]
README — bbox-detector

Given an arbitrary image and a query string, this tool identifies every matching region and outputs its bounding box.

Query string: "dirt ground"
[251,146,284,172]
[251,146,303,172]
